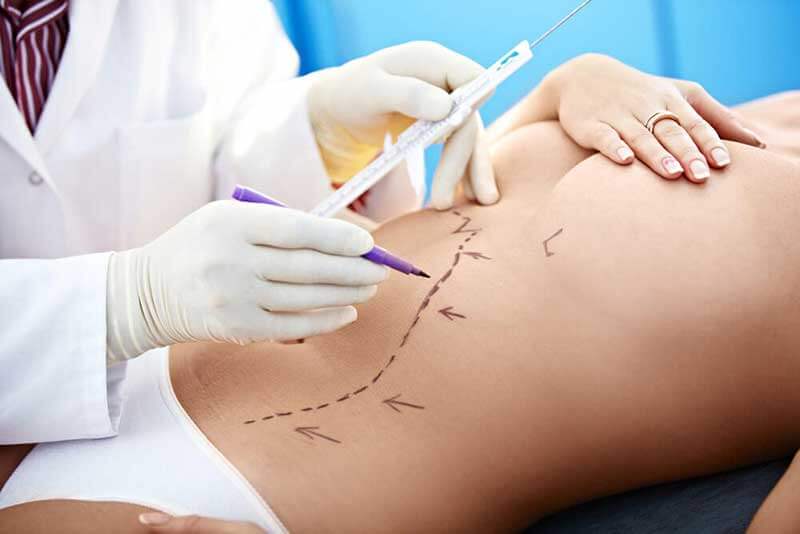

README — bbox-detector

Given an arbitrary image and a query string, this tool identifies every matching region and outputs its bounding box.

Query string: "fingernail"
[139,512,171,526]
[689,159,710,181]
[432,200,451,211]
[616,146,634,162]
[662,157,683,175]
[364,285,378,299]
[711,147,730,166]
[354,231,374,255]
[743,127,766,148]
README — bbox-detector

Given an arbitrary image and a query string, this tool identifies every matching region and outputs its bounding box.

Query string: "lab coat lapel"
[34,0,120,155]
[0,80,50,181]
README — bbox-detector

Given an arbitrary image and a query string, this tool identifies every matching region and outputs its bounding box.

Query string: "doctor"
[0,0,498,445]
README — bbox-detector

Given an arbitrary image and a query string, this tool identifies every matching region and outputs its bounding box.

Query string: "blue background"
[272,0,800,188]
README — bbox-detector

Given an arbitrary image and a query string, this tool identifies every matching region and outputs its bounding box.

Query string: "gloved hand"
[106,201,387,362]
[308,41,499,211]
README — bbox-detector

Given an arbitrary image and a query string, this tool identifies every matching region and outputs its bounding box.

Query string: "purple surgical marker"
[232,185,430,279]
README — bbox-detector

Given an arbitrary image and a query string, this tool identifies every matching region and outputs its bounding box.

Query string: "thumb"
[375,73,454,121]
[139,512,264,534]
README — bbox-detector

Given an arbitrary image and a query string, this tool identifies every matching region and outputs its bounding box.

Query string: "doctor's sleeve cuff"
[0,253,126,444]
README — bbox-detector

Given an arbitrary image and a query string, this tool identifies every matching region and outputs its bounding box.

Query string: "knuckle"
[586,123,611,142]
[405,40,442,55]
[677,148,704,162]
[286,249,316,280]
[193,202,226,232]
[259,287,279,309]
[573,52,612,67]
[627,130,655,150]
[720,108,739,123]
[599,135,621,153]
[654,121,686,140]
[660,87,680,101]
[199,276,228,310]
[271,211,300,239]
[632,92,655,111]
[275,286,301,310]
[206,292,230,311]
[685,80,704,95]
[199,256,237,283]
[258,310,279,330]
[687,121,722,148]
[693,82,707,95]
[331,261,360,285]
[684,118,712,135]
[399,84,429,116]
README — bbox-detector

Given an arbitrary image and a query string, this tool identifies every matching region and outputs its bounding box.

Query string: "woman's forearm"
[487,69,559,144]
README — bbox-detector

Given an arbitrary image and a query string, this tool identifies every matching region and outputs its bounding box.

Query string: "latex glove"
[548,54,765,183]
[139,512,264,533]
[308,41,499,210]
[106,201,387,362]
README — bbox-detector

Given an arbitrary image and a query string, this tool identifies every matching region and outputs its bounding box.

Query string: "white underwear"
[0,348,288,533]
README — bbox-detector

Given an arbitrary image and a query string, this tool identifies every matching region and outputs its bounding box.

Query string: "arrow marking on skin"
[543,228,564,257]
[383,394,426,413]
[295,426,341,444]
[438,306,466,321]
[462,251,491,261]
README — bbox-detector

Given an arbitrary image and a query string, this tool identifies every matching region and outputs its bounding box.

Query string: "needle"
[529,0,594,50]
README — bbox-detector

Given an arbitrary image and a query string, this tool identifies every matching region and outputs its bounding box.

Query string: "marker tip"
[417,271,431,279]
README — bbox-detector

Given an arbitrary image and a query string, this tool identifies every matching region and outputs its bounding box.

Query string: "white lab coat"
[0,0,424,445]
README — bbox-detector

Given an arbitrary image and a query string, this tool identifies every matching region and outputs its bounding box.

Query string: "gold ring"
[644,111,681,134]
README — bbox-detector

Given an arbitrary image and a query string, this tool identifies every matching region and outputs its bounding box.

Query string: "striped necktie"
[0,0,69,133]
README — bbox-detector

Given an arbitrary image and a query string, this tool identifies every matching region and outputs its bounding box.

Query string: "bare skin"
[2,96,800,533]
[749,451,800,532]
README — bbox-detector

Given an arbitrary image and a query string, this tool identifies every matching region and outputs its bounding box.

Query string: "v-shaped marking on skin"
[543,228,564,257]
[452,217,482,235]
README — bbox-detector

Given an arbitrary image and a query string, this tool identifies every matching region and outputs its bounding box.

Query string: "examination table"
[527,458,790,533]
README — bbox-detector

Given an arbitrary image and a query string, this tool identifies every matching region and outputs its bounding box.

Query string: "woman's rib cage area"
[182,198,563,451]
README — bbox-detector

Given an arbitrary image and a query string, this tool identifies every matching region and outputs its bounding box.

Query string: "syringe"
[310,0,593,218]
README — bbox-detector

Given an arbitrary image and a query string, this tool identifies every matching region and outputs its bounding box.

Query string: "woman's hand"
[139,512,264,533]
[546,54,765,183]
